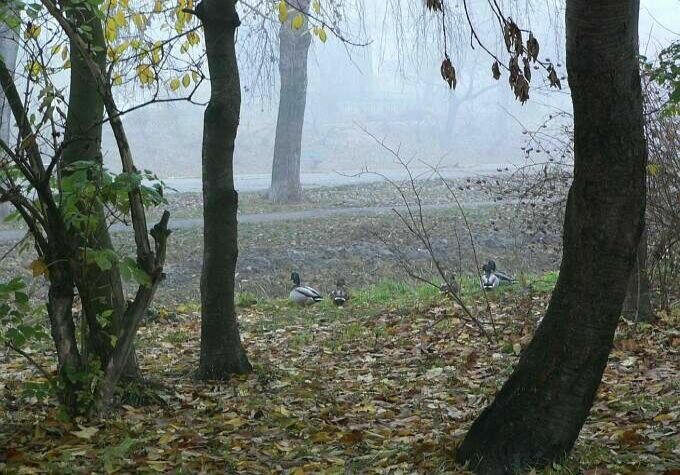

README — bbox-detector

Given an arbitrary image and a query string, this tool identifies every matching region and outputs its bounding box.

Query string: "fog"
[103,0,679,181]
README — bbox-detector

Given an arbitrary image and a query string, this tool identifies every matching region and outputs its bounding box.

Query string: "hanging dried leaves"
[509,56,520,87]
[527,33,540,62]
[513,74,530,104]
[503,20,523,56]
[547,64,562,89]
[424,0,443,11]
[426,3,561,105]
[492,61,501,80]
[523,57,532,83]
[441,56,457,89]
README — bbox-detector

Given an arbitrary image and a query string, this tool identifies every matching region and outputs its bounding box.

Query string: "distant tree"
[0,23,17,219]
[456,0,647,472]
[268,0,312,204]
[185,0,252,378]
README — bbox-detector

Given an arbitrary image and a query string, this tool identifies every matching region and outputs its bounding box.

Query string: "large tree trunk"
[0,25,18,219]
[194,0,251,379]
[268,0,311,204]
[62,4,139,378]
[456,1,647,473]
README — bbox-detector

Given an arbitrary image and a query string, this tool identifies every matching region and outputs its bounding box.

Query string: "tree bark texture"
[456,1,647,473]
[268,0,311,204]
[196,0,251,379]
[62,3,138,377]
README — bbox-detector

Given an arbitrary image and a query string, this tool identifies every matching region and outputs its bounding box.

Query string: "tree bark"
[456,1,647,473]
[193,0,251,379]
[61,3,139,377]
[268,0,311,204]
[0,25,18,219]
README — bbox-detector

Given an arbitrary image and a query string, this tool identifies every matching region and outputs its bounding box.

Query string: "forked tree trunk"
[268,0,311,204]
[456,1,647,473]
[193,0,251,379]
[62,3,139,378]
[0,25,18,219]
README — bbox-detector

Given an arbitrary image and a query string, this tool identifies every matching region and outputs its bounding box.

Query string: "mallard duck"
[481,260,515,289]
[289,272,323,306]
[330,278,350,307]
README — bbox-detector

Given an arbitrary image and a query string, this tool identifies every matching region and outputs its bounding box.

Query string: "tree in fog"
[268,0,312,204]
[0,23,17,219]
[456,0,648,472]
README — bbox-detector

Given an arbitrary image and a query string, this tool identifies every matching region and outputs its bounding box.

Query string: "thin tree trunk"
[622,227,653,321]
[192,0,251,379]
[268,0,311,204]
[0,25,18,219]
[61,3,139,378]
[456,1,647,473]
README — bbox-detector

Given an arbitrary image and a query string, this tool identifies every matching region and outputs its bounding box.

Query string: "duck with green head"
[289,272,323,306]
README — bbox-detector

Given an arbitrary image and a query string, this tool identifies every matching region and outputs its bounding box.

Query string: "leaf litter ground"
[1,282,678,474]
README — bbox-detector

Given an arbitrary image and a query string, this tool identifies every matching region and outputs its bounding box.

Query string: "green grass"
[224,272,561,339]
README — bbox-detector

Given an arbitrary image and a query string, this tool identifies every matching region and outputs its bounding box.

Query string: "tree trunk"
[61,3,139,378]
[456,2,647,473]
[622,227,653,321]
[0,25,18,219]
[268,0,311,204]
[194,0,251,379]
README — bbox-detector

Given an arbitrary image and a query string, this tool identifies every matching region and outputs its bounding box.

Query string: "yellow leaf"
[71,425,99,440]
[51,44,61,55]
[105,17,118,42]
[154,0,163,13]
[182,73,191,88]
[312,0,321,14]
[30,258,48,277]
[647,163,662,176]
[133,13,146,30]
[136,64,155,85]
[278,1,288,23]
[187,31,200,46]
[318,27,327,43]
[158,433,177,444]
[24,24,41,40]
[170,78,181,91]
[27,60,42,79]
[292,14,304,30]
[114,10,126,27]
[151,42,163,65]
[115,40,130,56]
[192,71,200,83]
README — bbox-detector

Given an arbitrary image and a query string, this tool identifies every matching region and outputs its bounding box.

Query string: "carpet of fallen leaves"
[1,290,679,474]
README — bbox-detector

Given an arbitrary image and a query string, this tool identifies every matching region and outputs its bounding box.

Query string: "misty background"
[103,0,678,181]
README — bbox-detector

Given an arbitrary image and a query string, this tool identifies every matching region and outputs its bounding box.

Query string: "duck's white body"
[480,260,515,290]
[290,285,323,305]
[481,273,500,289]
